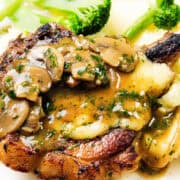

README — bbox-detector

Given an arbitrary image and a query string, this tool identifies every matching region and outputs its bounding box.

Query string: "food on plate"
[145,32,180,62]
[137,107,180,169]
[0,22,179,179]
[123,0,180,39]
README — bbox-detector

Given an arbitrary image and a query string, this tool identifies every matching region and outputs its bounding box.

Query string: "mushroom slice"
[28,46,64,82]
[44,47,64,82]
[3,66,52,102]
[21,97,45,135]
[71,62,95,81]
[0,94,30,138]
[70,51,96,81]
[26,66,52,93]
[27,46,47,68]
[90,37,138,72]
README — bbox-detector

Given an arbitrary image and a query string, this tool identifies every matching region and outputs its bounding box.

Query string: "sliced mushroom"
[21,97,45,135]
[69,51,96,81]
[90,37,138,72]
[71,62,95,81]
[100,48,122,67]
[27,46,47,68]
[0,94,30,138]
[44,47,64,82]
[3,66,52,102]
[26,66,52,93]
[28,46,64,82]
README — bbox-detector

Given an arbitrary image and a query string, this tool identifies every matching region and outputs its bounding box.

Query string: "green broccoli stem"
[0,0,23,21]
[123,0,178,40]
[122,8,154,40]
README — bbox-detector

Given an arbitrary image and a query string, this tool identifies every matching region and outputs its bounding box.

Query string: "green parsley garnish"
[44,48,58,68]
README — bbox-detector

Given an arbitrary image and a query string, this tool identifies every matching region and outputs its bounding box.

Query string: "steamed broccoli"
[123,0,180,40]
[34,0,111,35]
[153,4,179,30]
[7,0,111,35]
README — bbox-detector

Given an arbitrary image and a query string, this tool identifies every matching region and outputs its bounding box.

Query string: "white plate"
[0,0,180,179]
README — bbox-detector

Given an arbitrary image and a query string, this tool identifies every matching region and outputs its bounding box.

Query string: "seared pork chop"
[0,23,139,179]
[0,23,178,179]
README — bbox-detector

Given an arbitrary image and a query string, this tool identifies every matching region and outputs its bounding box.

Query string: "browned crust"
[0,134,38,172]
[110,146,139,172]
[144,32,180,63]
[66,128,136,161]
[0,23,72,83]
[38,147,138,180]
[38,152,105,180]
[0,129,138,179]
[0,23,139,179]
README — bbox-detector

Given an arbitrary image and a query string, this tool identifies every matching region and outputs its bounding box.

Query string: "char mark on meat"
[145,33,180,62]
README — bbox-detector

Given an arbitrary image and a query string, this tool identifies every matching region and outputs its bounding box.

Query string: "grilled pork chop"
[0,23,177,179]
[0,23,140,179]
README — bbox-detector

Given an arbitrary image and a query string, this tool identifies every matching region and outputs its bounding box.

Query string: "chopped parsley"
[90,54,101,63]
[64,62,72,70]
[116,90,142,100]
[86,95,96,105]
[30,86,38,93]
[47,129,57,138]
[0,100,5,111]
[67,143,80,150]
[106,100,115,112]
[60,123,72,139]
[3,76,13,88]
[145,136,154,150]
[148,113,174,130]
[21,81,30,87]
[77,68,86,76]
[121,53,134,64]
[98,105,105,111]
[89,38,96,43]
[8,90,16,99]
[169,150,175,156]
[15,64,24,73]
[75,54,82,61]
[93,59,109,86]
[44,48,58,68]
[147,95,158,106]
[89,97,96,105]
[45,100,56,113]
[77,64,95,77]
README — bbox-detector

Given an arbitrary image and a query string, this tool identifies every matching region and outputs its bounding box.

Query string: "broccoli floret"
[154,5,179,30]
[4,0,111,35]
[33,0,111,35]
[76,0,111,34]
[123,0,180,40]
